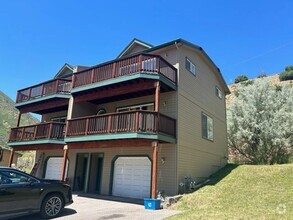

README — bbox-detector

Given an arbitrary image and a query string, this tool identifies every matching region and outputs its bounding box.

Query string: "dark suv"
[0,166,73,219]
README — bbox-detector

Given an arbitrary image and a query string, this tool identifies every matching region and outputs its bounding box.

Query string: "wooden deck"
[16,79,72,103]
[66,110,176,138]
[72,54,177,89]
[9,122,66,142]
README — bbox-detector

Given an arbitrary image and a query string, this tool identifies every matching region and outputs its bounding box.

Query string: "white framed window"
[186,57,196,75]
[117,103,154,112]
[215,86,223,99]
[51,116,67,123]
[201,113,213,141]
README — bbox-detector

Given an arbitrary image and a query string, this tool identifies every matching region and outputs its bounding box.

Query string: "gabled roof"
[117,38,153,58]
[54,63,74,79]
[141,38,230,94]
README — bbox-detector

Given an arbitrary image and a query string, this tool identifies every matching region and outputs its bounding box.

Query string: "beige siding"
[66,144,177,196]
[72,92,177,119]
[0,150,19,166]
[123,44,148,57]
[176,45,228,183]
[42,110,68,122]
[35,143,177,196]
[71,101,97,118]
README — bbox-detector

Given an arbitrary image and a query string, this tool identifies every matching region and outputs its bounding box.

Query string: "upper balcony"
[15,79,72,114]
[8,122,66,149]
[71,54,177,104]
[65,110,176,144]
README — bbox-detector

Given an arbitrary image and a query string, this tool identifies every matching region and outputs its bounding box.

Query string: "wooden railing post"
[48,123,53,138]
[33,125,38,140]
[55,80,59,93]
[8,129,14,142]
[20,127,25,141]
[41,83,45,96]
[91,69,95,83]
[85,118,89,135]
[155,81,160,133]
[138,54,142,71]
[72,74,76,88]
[107,115,112,133]
[28,88,32,100]
[112,62,116,78]
[157,58,160,73]
[135,111,139,132]
[65,120,69,137]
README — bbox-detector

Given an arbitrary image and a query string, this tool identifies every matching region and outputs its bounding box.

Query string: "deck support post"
[151,141,158,199]
[61,145,68,181]
[16,112,22,127]
[155,81,160,112]
[8,148,15,167]
[155,81,160,133]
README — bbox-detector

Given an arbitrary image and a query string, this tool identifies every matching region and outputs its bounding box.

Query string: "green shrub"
[257,73,267,78]
[279,71,293,81]
[235,75,248,83]
[275,85,282,91]
[285,66,293,71]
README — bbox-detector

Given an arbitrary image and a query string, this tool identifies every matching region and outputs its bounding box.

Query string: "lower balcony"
[65,110,176,143]
[8,122,66,148]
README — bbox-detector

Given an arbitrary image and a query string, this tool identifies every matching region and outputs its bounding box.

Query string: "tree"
[227,79,293,164]
[279,66,293,81]
[235,75,248,83]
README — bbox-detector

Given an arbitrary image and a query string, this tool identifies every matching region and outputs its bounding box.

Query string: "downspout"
[174,41,180,195]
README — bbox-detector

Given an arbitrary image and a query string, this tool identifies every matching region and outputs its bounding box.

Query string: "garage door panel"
[112,157,151,199]
[45,157,68,180]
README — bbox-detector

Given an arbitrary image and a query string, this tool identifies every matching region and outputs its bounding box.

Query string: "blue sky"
[0,0,292,100]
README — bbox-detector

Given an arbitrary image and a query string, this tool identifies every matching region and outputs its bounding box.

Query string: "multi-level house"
[8,38,230,199]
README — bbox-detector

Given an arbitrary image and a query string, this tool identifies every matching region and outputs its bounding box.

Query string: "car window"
[0,170,32,185]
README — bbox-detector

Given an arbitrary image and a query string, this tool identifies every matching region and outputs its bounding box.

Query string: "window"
[0,170,36,185]
[215,87,223,99]
[202,113,214,141]
[117,103,154,112]
[186,57,196,75]
[51,116,67,123]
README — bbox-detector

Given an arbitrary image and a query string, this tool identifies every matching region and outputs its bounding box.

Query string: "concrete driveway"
[14,194,180,220]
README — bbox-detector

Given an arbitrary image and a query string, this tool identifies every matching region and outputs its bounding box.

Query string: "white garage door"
[45,157,69,180]
[112,157,151,199]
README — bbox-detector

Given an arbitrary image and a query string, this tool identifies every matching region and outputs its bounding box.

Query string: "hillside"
[226,73,293,106]
[169,164,293,219]
[0,90,39,148]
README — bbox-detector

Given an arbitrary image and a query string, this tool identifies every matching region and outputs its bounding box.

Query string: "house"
[0,146,21,166]
[7,38,230,199]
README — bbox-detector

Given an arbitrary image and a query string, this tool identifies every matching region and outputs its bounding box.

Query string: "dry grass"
[168,164,293,220]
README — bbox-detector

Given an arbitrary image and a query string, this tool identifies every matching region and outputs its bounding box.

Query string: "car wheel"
[40,193,64,219]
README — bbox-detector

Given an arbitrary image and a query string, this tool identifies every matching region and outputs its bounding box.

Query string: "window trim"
[116,102,154,112]
[215,86,223,99]
[51,116,67,123]
[201,112,214,142]
[185,57,196,76]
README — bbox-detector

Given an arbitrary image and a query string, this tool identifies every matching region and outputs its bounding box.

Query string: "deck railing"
[66,110,176,138]
[16,79,72,103]
[72,54,177,88]
[9,122,66,142]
